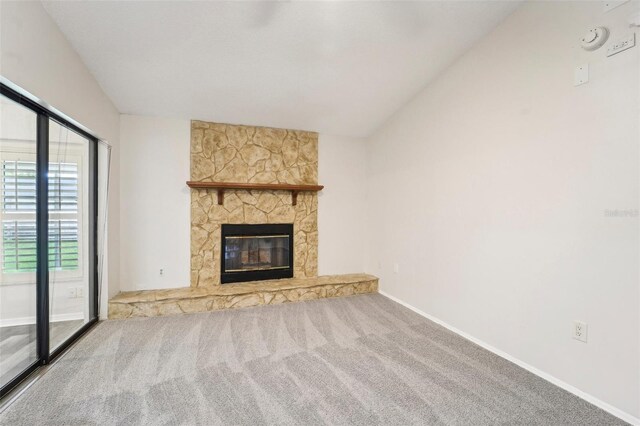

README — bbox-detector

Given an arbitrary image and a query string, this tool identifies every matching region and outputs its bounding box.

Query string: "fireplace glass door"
[221,223,293,284]
[224,235,290,272]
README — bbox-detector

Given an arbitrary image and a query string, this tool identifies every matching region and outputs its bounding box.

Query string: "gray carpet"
[0,294,626,425]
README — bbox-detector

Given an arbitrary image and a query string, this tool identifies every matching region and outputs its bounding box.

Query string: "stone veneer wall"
[190,121,318,287]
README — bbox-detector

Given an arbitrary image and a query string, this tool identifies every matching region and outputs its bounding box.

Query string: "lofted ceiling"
[42,1,520,137]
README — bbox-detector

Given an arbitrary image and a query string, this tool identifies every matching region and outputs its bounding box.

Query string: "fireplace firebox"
[221,224,294,284]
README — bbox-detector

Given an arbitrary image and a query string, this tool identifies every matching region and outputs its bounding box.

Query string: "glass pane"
[48,120,90,351]
[0,94,38,389]
[224,235,290,272]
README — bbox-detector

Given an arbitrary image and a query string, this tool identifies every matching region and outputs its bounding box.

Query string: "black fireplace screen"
[221,224,293,284]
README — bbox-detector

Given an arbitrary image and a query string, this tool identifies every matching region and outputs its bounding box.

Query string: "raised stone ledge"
[108,274,378,320]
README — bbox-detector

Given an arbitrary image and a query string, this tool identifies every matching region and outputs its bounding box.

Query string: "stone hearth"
[108,274,378,319]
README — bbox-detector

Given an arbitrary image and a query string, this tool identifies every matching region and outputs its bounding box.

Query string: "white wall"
[318,134,367,275]
[119,116,368,290]
[366,1,639,421]
[0,1,121,318]
[119,115,191,290]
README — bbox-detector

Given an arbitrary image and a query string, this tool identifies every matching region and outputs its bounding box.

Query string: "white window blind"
[2,160,36,211]
[1,160,79,273]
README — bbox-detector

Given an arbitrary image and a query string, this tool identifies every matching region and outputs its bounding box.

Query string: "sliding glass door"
[0,84,99,397]
[48,120,94,351]
[0,95,39,390]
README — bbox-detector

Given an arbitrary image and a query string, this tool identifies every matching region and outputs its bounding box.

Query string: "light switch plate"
[607,33,636,57]
[574,64,589,86]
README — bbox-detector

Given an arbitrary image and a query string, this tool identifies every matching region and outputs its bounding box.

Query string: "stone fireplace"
[190,121,318,287]
[107,120,378,320]
[221,223,293,284]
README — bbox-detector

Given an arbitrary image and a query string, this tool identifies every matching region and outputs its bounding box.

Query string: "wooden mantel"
[186,181,324,206]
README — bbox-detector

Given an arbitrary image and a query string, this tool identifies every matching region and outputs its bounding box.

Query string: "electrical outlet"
[573,321,588,343]
[160,268,164,276]
[76,287,83,298]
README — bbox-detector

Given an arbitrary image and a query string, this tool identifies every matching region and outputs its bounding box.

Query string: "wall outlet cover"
[573,321,588,343]
[574,64,589,86]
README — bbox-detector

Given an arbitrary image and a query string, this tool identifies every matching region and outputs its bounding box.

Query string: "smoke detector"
[581,27,609,51]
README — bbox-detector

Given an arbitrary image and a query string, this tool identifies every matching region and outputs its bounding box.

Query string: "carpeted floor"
[0,294,626,425]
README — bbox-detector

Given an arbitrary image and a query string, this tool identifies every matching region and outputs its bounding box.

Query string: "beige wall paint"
[318,134,367,275]
[119,115,191,291]
[0,1,121,319]
[365,1,639,420]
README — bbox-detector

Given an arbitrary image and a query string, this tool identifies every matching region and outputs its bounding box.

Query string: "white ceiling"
[42,1,520,137]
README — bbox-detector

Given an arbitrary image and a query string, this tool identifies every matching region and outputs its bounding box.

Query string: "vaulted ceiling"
[43,1,520,137]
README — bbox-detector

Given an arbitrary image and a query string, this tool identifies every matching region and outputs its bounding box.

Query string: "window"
[1,159,80,273]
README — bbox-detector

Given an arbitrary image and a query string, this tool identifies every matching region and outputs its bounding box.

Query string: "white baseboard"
[0,312,84,328]
[378,290,639,426]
